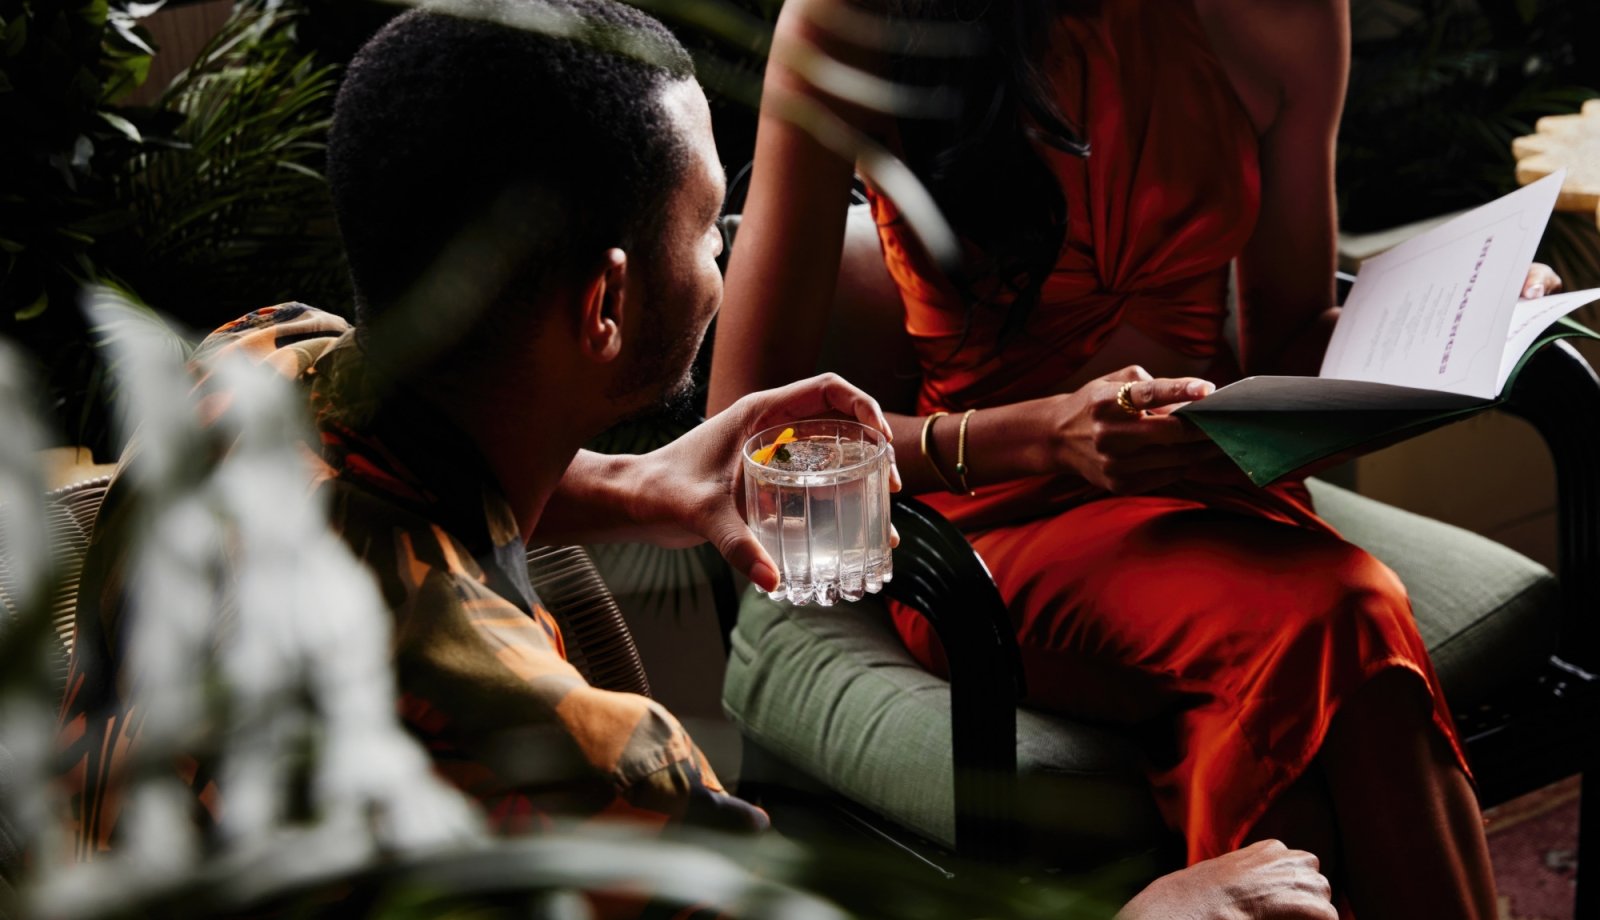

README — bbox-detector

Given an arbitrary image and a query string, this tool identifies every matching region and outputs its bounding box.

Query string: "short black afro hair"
[327,0,695,340]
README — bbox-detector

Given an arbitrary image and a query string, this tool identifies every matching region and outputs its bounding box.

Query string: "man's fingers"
[747,373,891,442]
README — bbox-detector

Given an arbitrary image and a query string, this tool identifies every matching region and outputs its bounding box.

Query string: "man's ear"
[577,248,629,363]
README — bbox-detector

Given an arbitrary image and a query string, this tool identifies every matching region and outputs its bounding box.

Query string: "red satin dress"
[869,0,1469,864]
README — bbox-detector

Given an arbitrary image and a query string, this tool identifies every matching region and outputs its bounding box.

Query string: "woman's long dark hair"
[890,0,1086,349]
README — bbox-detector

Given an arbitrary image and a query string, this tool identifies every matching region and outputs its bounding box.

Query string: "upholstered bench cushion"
[725,590,1168,855]
[1305,480,1558,709]
[724,479,1558,853]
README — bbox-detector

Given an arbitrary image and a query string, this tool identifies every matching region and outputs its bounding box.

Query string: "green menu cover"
[1185,319,1599,486]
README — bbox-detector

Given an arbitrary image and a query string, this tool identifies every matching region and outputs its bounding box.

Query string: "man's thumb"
[712,515,780,592]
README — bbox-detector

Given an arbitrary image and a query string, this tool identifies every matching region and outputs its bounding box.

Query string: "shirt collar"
[308,332,538,614]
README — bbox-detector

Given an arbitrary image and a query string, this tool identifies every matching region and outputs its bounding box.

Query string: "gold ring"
[1115,381,1143,418]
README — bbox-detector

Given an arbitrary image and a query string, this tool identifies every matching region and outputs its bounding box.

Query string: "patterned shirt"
[59,304,765,858]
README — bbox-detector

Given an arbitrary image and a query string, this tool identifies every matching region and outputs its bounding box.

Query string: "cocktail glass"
[742,419,893,606]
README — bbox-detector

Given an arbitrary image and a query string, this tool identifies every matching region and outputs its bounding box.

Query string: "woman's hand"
[1051,366,1227,494]
[1523,262,1563,299]
[633,373,899,591]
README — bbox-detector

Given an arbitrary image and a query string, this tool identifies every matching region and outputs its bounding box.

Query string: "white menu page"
[1188,171,1597,413]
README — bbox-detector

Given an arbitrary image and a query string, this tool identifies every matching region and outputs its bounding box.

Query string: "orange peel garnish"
[751,427,797,465]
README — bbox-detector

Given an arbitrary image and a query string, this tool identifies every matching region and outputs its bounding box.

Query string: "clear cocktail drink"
[742,420,892,606]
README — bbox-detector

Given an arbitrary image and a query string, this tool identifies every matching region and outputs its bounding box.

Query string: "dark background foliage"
[1,0,347,455]
[3,0,1598,452]
[1340,0,1600,231]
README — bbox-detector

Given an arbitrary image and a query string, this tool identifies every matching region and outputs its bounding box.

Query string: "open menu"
[1179,170,1600,484]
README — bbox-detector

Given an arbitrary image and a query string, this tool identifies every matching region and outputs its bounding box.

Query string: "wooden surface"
[125,0,233,106]
[1513,97,1600,227]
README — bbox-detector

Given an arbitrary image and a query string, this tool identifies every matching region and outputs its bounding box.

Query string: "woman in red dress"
[710,1,1559,917]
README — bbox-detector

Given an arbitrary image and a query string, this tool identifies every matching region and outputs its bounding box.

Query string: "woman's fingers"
[1096,413,1214,449]
[1523,262,1563,299]
[1095,371,1215,417]
[1130,376,1215,411]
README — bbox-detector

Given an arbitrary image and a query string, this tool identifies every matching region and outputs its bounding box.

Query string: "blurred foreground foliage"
[0,286,1131,920]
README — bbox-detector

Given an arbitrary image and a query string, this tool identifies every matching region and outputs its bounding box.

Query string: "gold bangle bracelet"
[919,411,960,494]
[955,408,977,496]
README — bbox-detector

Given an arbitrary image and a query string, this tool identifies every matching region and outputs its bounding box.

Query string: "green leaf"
[124,2,168,19]
[101,54,152,103]
[109,16,155,56]
[275,160,324,180]
[0,71,12,93]
[2,14,24,56]
[80,0,110,29]
[0,238,23,254]
[15,289,48,321]
[98,110,141,142]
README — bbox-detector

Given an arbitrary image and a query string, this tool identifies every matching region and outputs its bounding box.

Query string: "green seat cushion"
[1305,479,1558,709]
[725,480,1557,852]
[724,588,1167,856]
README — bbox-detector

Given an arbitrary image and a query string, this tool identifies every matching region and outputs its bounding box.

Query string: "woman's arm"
[811,208,1227,497]
[715,0,1227,496]
[1225,0,1350,378]
[707,0,882,413]
[1227,1,1559,376]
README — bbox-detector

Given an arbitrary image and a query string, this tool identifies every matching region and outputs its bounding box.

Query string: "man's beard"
[607,313,705,424]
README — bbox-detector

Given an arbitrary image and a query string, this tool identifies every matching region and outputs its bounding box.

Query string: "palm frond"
[113,1,349,327]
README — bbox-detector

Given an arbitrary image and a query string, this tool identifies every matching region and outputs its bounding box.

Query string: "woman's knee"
[1286,540,1410,637]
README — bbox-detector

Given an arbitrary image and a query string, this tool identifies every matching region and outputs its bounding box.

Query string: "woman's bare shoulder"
[1194,0,1349,134]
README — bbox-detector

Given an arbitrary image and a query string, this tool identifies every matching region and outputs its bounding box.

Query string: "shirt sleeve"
[339,493,768,835]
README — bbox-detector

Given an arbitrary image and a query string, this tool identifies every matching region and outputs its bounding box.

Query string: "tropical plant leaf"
[1339,0,1597,232]
[97,110,142,142]
[14,289,48,321]
[109,0,351,326]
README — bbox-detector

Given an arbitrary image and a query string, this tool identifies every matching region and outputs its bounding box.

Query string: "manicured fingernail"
[1526,284,1545,299]
[1187,381,1214,398]
[752,561,780,592]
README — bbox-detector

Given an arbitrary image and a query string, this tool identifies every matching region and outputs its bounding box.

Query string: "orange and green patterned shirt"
[59,304,766,858]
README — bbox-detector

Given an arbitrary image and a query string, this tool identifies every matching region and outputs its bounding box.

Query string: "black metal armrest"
[1502,339,1600,671]
[1494,339,1600,919]
[884,495,1027,861]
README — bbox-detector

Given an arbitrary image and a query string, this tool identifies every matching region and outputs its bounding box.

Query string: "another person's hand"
[1051,366,1225,494]
[1116,839,1336,920]
[635,373,899,591]
[1523,262,1563,300]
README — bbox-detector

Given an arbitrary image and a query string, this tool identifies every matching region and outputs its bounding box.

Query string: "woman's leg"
[1244,671,1496,919]
[892,493,1491,915]
[1317,670,1496,920]
[1246,766,1344,899]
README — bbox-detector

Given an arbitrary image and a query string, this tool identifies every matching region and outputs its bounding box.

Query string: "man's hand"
[1116,840,1336,920]
[633,373,899,591]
